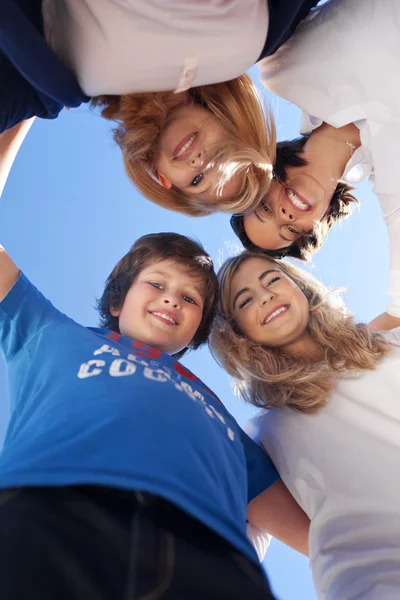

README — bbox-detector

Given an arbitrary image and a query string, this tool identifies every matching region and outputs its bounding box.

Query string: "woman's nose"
[260,291,274,306]
[189,150,205,168]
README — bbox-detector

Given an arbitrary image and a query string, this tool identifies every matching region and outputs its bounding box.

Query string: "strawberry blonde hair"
[210,251,393,414]
[92,75,276,216]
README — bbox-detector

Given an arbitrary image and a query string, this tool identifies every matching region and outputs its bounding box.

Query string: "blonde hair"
[92,75,276,216]
[210,251,393,414]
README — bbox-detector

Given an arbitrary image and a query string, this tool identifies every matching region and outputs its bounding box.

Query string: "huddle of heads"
[94,77,357,259]
[94,74,387,414]
[98,233,391,417]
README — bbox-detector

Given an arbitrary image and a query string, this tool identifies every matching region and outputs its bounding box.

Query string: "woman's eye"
[190,173,204,187]
[239,297,252,309]
[267,276,281,286]
[150,282,163,290]
[287,226,299,235]
[183,295,196,305]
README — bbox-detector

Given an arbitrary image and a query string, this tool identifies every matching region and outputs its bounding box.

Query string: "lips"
[286,188,311,212]
[150,310,178,326]
[172,132,198,161]
[262,304,290,325]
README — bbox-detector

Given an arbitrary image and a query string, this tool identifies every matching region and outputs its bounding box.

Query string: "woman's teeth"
[287,189,309,211]
[263,305,288,325]
[175,134,197,158]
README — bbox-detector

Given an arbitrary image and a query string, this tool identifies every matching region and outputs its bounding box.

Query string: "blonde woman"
[95,76,276,216]
[2,0,321,215]
[210,250,400,600]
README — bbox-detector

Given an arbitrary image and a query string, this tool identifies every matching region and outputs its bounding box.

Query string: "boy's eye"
[190,173,204,187]
[149,282,163,290]
[261,202,272,214]
[183,295,196,305]
[239,297,252,309]
[287,226,299,235]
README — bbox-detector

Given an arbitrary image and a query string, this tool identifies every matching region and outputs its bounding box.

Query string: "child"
[230,135,358,259]
[211,249,400,599]
[0,231,309,599]
[232,0,400,277]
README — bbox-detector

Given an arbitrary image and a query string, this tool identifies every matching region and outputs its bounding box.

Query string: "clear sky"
[0,65,389,600]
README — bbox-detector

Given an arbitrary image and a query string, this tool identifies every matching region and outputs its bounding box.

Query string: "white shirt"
[246,328,400,600]
[42,0,269,96]
[259,0,400,316]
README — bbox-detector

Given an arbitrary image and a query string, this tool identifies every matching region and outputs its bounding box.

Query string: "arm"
[0,118,35,197]
[247,479,310,556]
[374,194,400,327]
[0,246,20,303]
[368,312,400,332]
[0,120,30,298]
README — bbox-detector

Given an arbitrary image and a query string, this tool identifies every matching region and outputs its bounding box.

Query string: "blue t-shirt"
[0,273,279,563]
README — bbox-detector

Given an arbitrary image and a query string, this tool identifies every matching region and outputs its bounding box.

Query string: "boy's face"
[243,169,332,252]
[110,259,205,355]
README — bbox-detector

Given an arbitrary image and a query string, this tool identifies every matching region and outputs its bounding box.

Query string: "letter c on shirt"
[77,359,105,379]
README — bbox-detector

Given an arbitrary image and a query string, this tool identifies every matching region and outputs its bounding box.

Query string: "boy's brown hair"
[97,233,218,359]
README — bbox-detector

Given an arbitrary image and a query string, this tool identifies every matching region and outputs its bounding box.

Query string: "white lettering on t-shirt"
[77,359,105,379]
[76,347,235,442]
[143,367,169,382]
[127,353,149,367]
[94,344,121,357]
[209,405,226,424]
[109,359,137,377]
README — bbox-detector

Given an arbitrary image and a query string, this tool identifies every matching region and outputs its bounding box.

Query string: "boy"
[231,134,359,260]
[0,232,288,599]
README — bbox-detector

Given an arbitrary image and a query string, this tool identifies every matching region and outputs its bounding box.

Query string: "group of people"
[1,0,400,599]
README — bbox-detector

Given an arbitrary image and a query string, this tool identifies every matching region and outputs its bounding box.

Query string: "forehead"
[231,256,279,287]
[243,210,290,251]
[141,258,206,288]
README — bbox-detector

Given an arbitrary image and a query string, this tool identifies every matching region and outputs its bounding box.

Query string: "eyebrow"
[147,270,168,278]
[232,269,280,309]
[254,209,265,223]
[147,270,204,298]
[189,281,205,299]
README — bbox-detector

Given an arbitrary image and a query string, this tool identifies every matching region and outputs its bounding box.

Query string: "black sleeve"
[257,0,320,60]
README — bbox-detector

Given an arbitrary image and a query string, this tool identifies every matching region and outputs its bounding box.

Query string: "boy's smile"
[110,259,204,355]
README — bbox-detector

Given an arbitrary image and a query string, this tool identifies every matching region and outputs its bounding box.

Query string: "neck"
[301,122,361,197]
[282,332,323,363]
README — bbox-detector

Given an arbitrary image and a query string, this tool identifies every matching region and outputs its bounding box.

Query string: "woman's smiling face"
[229,256,311,349]
[156,103,242,204]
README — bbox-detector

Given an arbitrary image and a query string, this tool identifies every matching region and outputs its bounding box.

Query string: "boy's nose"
[280,206,294,222]
[163,296,180,309]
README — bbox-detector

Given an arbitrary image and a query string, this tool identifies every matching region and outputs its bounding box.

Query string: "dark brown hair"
[97,233,218,359]
[272,136,359,259]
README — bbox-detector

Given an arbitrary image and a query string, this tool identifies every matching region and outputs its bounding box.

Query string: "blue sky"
[0,65,389,599]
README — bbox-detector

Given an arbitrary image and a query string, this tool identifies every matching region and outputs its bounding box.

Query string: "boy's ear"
[110,307,121,317]
[156,171,173,190]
